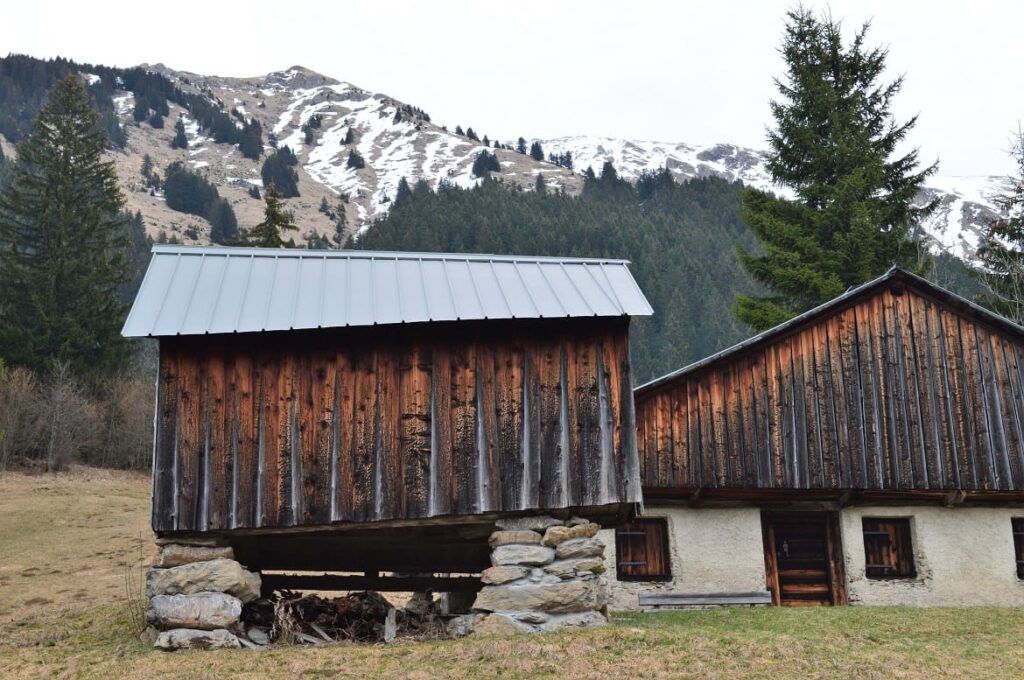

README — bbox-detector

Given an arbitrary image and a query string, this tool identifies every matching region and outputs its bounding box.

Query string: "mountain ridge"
[0,59,1007,262]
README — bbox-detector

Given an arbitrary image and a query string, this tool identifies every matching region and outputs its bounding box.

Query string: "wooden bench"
[639,591,773,609]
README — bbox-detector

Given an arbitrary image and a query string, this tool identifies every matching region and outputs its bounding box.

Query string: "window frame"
[1012,518,1024,580]
[862,517,916,580]
[615,518,672,582]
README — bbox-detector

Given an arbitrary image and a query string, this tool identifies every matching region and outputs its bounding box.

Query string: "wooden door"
[762,511,847,606]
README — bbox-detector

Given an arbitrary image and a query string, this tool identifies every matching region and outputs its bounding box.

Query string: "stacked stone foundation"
[467,515,609,634]
[143,540,264,650]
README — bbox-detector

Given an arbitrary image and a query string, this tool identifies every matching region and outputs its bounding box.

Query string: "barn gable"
[635,267,1024,495]
[125,246,653,540]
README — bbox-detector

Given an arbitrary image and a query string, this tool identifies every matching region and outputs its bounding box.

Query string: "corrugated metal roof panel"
[122,245,653,337]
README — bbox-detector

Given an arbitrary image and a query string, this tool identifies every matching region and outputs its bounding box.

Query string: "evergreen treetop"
[977,128,1024,322]
[171,116,188,149]
[0,74,129,374]
[734,8,936,331]
[529,140,544,161]
[241,184,298,248]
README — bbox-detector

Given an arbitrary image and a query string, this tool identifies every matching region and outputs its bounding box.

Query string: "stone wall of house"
[142,541,266,650]
[840,505,1024,607]
[465,516,609,634]
[602,506,768,611]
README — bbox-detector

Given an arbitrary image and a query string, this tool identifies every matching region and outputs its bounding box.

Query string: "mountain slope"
[0,57,1007,261]
[111,65,580,243]
[539,136,1006,262]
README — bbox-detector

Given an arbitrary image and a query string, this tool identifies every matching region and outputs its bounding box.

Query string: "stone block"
[481,565,529,585]
[491,544,555,567]
[446,614,478,639]
[154,544,234,568]
[473,578,605,614]
[539,610,608,631]
[489,530,542,547]
[541,522,600,547]
[154,628,242,650]
[543,558,605,579]
[146,592,242,630]
[555,537,605,560]
[146,558,261,603]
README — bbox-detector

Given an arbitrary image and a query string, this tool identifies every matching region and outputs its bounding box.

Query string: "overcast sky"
[3,1,1021,176]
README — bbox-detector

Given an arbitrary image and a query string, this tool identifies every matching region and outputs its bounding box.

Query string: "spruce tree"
[394,177,412,206]
[734,8,936,331]
[977,129,1024,321]
[171,116,188,149]
[516,137,527,154]
[529,140,544,161]
[534,173,547,194]
[0,75,129,374]
[207,198,239,245]
[241,184,298,248]
[347,149,366,170]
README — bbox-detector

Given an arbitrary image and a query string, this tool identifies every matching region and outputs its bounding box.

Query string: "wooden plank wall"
[636,285,1024,492]
[152,318,640,532]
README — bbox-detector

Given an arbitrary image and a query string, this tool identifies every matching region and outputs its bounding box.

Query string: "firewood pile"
[242,590,447,645]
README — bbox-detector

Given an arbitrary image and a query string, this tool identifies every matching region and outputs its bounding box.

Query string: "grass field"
[3,467,1024,679]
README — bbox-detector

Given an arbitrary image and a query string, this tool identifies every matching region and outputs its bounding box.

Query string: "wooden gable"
[635,273,1024,493]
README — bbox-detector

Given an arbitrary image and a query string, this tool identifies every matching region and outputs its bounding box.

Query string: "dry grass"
[2,467,1024,679]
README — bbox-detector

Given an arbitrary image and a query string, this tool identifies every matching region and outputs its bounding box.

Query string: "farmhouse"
[604,266,1024,609]
[126,247,1024,646]
[123,244,653,641]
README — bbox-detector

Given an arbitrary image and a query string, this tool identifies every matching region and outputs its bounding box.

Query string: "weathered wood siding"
[636,285,1024,492]
[152,318,640,532]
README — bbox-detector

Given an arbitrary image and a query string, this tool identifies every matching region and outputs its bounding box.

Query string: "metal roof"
[122,245,653,337]
[636,265,1024,397]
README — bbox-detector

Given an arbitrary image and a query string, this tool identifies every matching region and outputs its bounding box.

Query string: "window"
[1013,519,1024,580]
[862,518,916,579]
[615,518,671,581]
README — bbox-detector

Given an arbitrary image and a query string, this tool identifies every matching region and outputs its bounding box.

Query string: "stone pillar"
[470,516,608,634]
[143,540,264,650]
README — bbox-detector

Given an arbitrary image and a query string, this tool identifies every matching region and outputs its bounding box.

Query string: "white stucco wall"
[606,504,1024,609]
[603,506,767,611]
[840,505,1024,607]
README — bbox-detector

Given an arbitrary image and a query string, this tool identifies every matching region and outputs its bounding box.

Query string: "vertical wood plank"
[430,347,453,517]
[206,347,229,530]
[494,342,524,510]
[176,353,201,531]
[450,341,478,514]
[350,350,377,522]
[475,342,499,512]
[399,344,432,518]
[154,349,179,532]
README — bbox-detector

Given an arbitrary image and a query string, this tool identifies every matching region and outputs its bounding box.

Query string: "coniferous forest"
[352,169,762,382]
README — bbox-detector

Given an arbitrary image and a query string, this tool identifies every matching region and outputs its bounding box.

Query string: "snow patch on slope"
[540,135,1006,262]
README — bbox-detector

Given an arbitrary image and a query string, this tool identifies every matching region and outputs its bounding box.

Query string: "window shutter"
[615,519,670,580]
[862,518,915,579]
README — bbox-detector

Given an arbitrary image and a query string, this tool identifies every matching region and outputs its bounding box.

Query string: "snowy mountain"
[538,136,1007,262]
[101,65,579,245]
[9,61,1000,260]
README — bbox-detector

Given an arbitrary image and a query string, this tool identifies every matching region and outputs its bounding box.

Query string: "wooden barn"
[601,267,1024,609]
[123,245,652,587]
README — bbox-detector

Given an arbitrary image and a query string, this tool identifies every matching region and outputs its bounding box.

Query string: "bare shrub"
[36,362,100,471]
[0,361,41,471]
[95,373,154,470]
